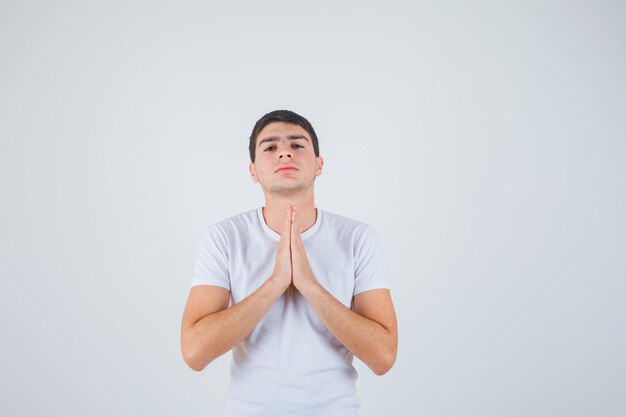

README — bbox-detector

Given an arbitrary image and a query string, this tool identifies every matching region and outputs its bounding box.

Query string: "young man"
[181,110,398,417]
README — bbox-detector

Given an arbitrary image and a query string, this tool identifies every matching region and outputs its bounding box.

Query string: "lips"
[275,165,298,173]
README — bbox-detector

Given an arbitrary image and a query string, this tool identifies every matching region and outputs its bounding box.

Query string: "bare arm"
[181,207,293,371]
[299,284,398,375]
[289,207,398,375]
[180,279,286,371]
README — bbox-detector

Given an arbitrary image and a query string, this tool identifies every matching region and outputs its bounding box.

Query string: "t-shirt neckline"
[257,206,322,241]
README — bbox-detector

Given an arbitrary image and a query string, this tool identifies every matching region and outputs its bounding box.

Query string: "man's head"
[249,110,320,163]
[248,110,323,195]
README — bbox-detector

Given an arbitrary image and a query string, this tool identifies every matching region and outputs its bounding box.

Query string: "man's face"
[249,122,323,195]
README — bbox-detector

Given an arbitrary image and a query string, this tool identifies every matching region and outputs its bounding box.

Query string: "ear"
[249,162,258,183]
[315,156,324,177]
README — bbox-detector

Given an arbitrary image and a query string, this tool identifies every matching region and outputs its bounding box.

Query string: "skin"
[181,122,398,376]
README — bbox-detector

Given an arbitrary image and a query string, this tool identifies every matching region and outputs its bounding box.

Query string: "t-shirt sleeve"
[353,224,391,296]
[190,225,231,291]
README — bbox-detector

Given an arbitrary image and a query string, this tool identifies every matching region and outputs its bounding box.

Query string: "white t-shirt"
[191,207,390,417]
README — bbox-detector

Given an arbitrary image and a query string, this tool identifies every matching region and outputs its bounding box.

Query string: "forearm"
[183,277,287,371]
[299,282,397,375]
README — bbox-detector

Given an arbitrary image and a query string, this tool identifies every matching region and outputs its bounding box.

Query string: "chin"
[268,181,313,194]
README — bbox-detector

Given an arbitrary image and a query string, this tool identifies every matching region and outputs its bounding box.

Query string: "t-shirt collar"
[257,206,322,241]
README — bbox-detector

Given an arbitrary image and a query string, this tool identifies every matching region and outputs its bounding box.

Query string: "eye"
[293,144,304,149]
[263,145,276,152]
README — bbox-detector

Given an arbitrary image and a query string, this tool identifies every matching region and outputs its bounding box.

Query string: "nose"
[278,144,292,159]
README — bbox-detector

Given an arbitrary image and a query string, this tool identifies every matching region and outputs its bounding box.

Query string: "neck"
[262,191,317,235]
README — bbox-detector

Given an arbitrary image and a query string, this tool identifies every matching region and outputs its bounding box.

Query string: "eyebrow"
[257,135,310,148]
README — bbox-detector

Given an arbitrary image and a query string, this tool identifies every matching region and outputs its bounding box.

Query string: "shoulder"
[318,209,379,243]
[213,208,258,230]
[320,209,367,229]
[201,208,259,242]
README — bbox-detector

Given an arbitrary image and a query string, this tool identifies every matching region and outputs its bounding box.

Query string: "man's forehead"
[258,122,309,137]
[257,122,310,146]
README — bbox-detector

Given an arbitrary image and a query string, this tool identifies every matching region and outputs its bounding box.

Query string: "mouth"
[275,165,298,173]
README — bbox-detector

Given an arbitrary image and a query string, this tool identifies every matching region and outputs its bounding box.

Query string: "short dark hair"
[249,110,320,162]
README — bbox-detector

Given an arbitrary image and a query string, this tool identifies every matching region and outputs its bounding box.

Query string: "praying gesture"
[271,205,318,293]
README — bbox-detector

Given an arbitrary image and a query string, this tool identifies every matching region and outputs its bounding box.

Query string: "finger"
[282,208,289,235]
[292,211,305,255]
[291,207,297,240]
[281,206,291,242]
[293,216,304,251]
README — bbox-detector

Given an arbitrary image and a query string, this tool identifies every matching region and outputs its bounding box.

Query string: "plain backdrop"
[1,1,625,416]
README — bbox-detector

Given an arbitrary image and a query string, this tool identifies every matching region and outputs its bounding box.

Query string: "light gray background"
[1,1,625,416]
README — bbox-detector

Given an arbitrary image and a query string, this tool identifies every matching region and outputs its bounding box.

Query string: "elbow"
[181,340,212,372]
[182,349,206,372]
[371,342,397,376]
[184,355,208,372]
[372,354,396,376]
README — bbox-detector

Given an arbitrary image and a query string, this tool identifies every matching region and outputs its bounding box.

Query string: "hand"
[270,205,293,291]
[290,207,318,292]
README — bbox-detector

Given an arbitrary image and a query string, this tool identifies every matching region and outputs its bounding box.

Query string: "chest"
[227,236,356,307]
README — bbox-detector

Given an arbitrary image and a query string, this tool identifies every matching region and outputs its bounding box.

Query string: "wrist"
[268,274,291,293]
[295,276,320,298]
